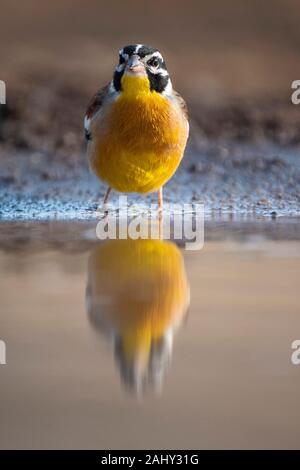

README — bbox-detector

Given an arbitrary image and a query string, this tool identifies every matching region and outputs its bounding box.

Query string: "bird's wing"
[172,90,189,121]
[84,83,111,141]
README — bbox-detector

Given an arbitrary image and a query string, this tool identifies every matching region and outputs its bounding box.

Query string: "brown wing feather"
[84,83,110,140]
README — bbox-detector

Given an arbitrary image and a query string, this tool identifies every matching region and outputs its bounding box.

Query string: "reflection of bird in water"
[86,239,190,395]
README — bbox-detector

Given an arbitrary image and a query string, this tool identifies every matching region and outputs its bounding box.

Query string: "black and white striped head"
[112,44,172,95]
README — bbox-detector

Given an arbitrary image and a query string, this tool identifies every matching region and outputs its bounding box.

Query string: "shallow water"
[0,219,300,449]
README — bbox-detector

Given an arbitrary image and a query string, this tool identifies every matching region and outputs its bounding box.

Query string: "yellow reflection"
[86,239,190,395]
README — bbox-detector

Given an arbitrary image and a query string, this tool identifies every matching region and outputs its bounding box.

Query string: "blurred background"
[1,0,300,153]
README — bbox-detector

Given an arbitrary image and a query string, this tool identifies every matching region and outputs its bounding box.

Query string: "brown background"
[1,0,300,104]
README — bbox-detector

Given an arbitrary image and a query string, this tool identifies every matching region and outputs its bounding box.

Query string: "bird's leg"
[103,186,112,204]
[96,186,111,216]
[157,187,163,212]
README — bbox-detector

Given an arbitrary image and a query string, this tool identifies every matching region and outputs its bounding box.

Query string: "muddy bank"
[0,137,299,220]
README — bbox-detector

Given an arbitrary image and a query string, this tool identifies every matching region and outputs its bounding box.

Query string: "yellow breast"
[90,75,188,193]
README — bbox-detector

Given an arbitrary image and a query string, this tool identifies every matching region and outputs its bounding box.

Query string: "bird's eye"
[147,57,160,68]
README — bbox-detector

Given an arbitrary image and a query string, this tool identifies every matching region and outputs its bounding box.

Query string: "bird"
[84,44,189,211]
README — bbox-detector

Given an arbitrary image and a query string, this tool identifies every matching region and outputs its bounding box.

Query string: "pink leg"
[103,187,111,204]
[158,187,163,212]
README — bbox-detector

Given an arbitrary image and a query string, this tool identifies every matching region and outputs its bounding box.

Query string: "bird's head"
[112,44,172,95]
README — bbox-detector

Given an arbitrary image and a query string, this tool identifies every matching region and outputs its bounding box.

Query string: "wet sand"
[0,220,299,449]
[1,139,300,220]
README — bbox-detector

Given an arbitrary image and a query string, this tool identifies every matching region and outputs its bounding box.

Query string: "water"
[0,219,300,449]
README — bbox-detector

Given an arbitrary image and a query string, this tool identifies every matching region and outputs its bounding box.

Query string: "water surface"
[0,219,299,449]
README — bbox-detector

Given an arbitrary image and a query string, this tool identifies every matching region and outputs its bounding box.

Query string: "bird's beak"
[125,55,146,75]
